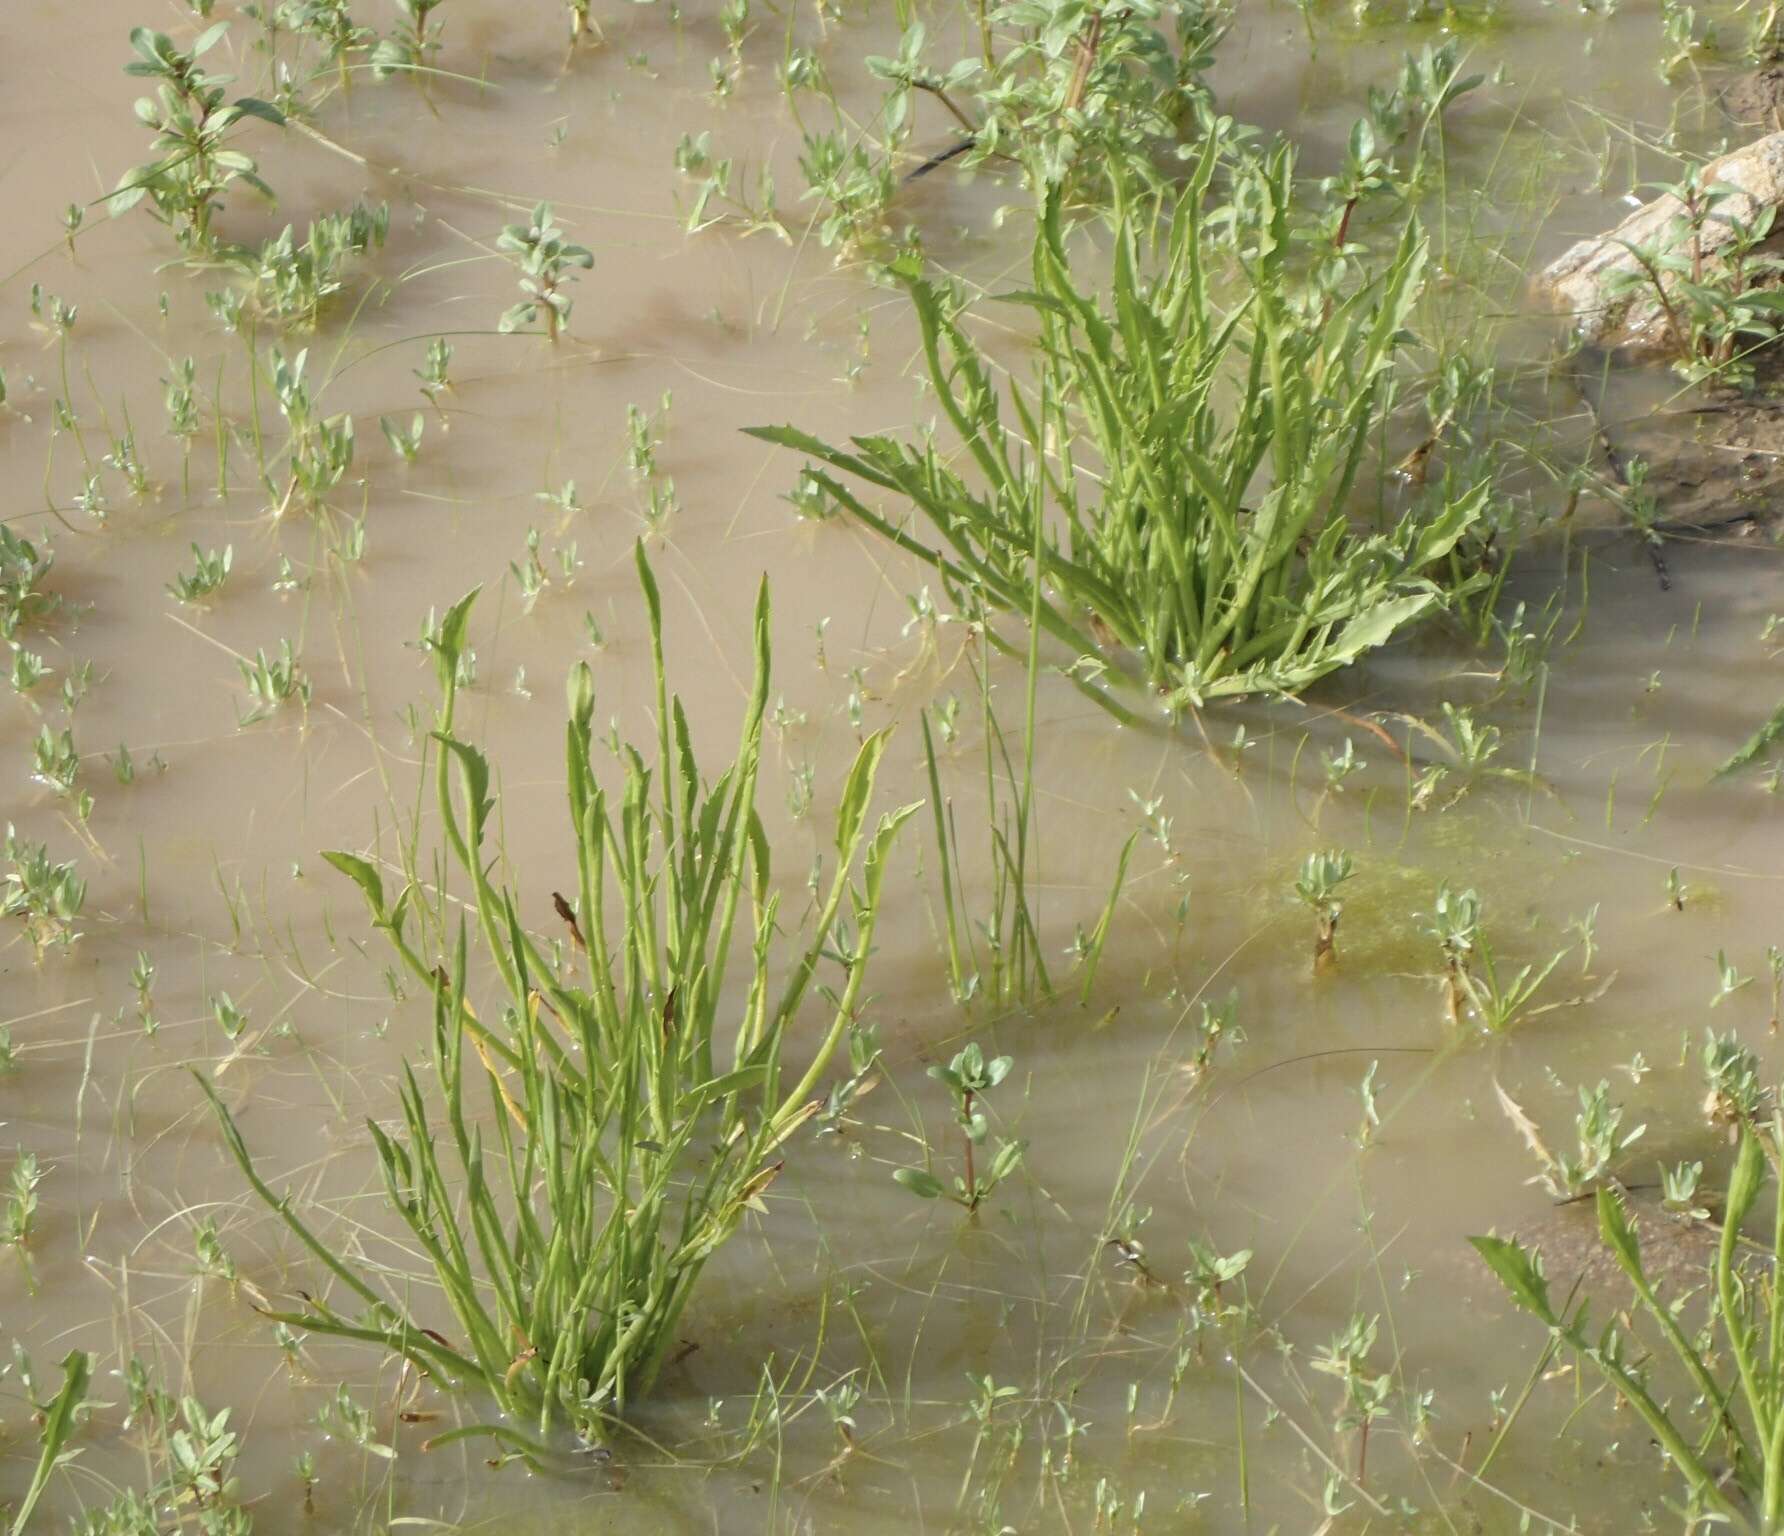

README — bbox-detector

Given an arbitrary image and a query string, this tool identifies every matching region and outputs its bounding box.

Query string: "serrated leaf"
[1469,1233,1555,1322]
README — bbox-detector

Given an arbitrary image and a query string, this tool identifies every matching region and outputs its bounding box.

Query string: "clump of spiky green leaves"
[109,24,285,255]
[750,132,1488,715]
[204,546,914,1454]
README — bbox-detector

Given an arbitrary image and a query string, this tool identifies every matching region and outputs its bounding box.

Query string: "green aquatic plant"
[371,0,447,79]
[237,640,309,723]
[31,725,88,819]
[414,336,453,408]
[1704,1029,1770,1133]
[1,1152,43,1247]
[0,526,60,641]
[228,201,389,328]
[1713,948,1755,1008]
[895,1042,1025,1214]
[8,650,49,697]
[380,412,424,463]
[1427,885,1574,1031]
[1185,990,1240,1079]
[1311,1313,1392,1483]
[750,139,1488,714]
[2,827,86,957]
[110,24,285,254]
[1294,848,1353,972]
[496,202,593,340]
[168,544,233,606]
[204,549,914,1452]
[264,346,356,510]
[283,0,375,86]
[1494,1077,1645,1201]
[1475,1123,1784,1532]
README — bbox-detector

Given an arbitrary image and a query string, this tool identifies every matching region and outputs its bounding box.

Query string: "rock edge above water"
[1533,132,1784,352]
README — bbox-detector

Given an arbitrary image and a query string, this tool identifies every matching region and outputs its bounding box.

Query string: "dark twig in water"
[905,136,976,182]
[1573,372,1671,591]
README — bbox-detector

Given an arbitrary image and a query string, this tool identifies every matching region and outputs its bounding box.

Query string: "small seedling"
[238,640,310,723]
[895,1042,1024,1214]
[1185,991,1240,1079]
[1661,1159,1709,1219]
[2,1152,42,1245]
[133,950,158,1034]
[496,202,593,340]
[380,412,424,463]
[1702,1029,1768,1133]
[1294,849,1353,971]
[1711,949,1753,1007]
[232,201,388,328]
[193,1217,236,1282]
[0,527,61,640]
[1428,886,1575,1032]
[510,528,547,608]
[2,827,85,956]
[167,543,232,605]
[415,336,453,408]
[32,725,87,818]
[10,650,51,696]
[211,992,248,1040]
[1311,1313,1393,1482]
[1183,1239,1251,1318]
[1321,737,1364,793]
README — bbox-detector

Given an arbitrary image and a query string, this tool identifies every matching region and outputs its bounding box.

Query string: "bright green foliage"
[204,547,915,1452]
[0,526,60,640]
[2,827,86,957]
[109,25,285,253]
[750,137,1488,713]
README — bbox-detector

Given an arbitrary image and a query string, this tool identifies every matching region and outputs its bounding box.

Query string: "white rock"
[1533,132,1784,351]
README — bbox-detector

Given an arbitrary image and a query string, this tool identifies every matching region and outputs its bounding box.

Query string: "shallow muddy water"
[7,1,1784,1532]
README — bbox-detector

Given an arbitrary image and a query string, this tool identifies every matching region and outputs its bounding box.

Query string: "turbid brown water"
[5,4,1784,1535]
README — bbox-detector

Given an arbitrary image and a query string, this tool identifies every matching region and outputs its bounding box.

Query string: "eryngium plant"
[204,546,913,1456]
[749,136,1489,712]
